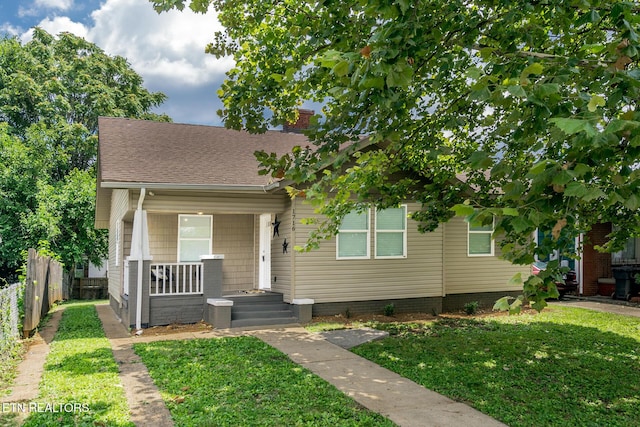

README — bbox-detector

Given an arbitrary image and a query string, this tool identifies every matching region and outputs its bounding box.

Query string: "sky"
[0,0,233,126]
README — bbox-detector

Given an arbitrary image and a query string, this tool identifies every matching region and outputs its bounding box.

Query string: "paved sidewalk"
[551,298,640,317]
[97,303,506,427]
[95,304,174,427]
[0,308,64,404]
[252,327,507,427]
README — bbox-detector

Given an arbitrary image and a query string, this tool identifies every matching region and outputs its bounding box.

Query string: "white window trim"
[375,205,408,259]
[336,208,371,260]
[177,214,213,263]
[467,218,495,257]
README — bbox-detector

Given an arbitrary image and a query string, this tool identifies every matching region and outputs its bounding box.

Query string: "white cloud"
[21,16,88,42]
[19,0,74,17]
[35,0,74,10]
[0,23,22,37]
[13,0,232,125]
[89,0,232,87]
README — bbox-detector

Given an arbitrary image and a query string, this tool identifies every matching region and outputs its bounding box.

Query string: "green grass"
[134,337,395,426]
[20,301,133,427]
[0,338,25,398]
[353,306,640,427]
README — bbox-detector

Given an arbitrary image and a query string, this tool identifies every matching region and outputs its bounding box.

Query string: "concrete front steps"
[224,291,299,328]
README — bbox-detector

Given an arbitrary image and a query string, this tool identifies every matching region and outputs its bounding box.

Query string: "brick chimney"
[283,109,314,133]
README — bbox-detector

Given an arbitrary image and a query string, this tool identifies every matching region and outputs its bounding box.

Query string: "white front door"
[258,213,272,290]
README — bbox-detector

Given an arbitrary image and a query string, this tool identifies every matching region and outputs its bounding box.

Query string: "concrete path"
[551,298,640,317]
[0,308,64,404]
[252,327,507,427]
[320,327,389,349]
[96,304,175,427]
[96,303,506,427]
[9,298,640,427]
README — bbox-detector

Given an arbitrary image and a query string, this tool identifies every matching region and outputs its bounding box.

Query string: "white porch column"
[130,189,152,330]
[258,213,272,290]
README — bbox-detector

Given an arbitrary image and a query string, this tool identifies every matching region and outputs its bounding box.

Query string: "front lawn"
[21,301,133,427]
[134,337,395,426]
[352,306,640,427]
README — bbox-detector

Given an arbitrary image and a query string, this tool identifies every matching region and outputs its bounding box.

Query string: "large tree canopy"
[153,0,640,311]
[0,29,169,279]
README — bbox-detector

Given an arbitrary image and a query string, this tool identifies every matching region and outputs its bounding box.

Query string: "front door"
[259,213,272,290]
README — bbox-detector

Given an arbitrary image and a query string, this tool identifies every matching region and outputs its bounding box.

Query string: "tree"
[0,29,170,279]
[152,0,640,311]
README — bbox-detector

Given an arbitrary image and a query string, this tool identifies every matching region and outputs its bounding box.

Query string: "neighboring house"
[95,116,528,329]
[72,259,108,300]
[582,223,640,298]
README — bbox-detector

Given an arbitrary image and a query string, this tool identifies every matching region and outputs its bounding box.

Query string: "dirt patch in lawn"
[310,307,542,328]
[138,307,545,335]
[142,320,213,336]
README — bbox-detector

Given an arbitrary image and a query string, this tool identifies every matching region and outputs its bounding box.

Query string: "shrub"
[383,303,395,317]
[464,301,480,315]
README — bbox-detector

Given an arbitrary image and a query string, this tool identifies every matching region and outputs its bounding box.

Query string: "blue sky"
[0,0,232,125]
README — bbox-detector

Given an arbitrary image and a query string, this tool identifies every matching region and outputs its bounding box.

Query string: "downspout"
[136,188,146,331]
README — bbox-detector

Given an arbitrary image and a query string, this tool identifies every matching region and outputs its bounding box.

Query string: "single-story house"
[95,116,528,329]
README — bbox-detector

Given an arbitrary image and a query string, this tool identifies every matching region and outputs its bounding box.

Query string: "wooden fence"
[23,249,63,337]
[73,277,108,299]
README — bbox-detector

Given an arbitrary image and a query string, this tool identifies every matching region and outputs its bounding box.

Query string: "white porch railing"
[149,263,203,296]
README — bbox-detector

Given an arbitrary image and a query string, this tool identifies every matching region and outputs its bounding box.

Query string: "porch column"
[201,254,225,299]
[126,260,151,328]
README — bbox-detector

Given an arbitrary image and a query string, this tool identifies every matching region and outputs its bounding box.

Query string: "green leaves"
[386,63,414,88]
[450,203,475,217]
[549,118,597,137]
[587,94,605,112]
[157,0,640,311]
[520,62,544,82]
[0,29,168,273]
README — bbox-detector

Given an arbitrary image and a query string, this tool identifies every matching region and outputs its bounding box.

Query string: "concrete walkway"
[95,304,174,427]
[95,303,505,427]
[252,327,506,427]
[1,308,64,404]
[14,298,640,427]
[551,297,640,317]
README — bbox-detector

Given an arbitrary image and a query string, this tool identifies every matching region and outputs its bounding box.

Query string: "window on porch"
[178,214,212,262]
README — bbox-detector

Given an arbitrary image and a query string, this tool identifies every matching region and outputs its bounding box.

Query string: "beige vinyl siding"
[142,192,287,214]
[213,214,255,293]
[444,216,528,294]
[144,213,255,293]
[292,200,443,303]
[147,214,178,262]
[270,204,293,300]
[108,189,131,301]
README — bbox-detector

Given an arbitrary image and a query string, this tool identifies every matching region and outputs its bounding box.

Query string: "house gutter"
[100,182,281,192]
[135,188,146,331]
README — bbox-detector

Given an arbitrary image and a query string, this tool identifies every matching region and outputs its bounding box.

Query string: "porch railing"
[149,263,203,296]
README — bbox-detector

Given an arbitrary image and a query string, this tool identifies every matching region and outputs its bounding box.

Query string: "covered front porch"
[118,257,311,328]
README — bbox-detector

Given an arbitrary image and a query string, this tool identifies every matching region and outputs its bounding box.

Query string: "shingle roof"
[97,117,309,186]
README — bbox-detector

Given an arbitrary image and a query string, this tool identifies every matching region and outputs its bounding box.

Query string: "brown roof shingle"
[97,117,309,187]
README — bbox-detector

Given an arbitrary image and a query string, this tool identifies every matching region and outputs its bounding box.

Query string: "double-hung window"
[178,214,212,262]
[468,218,494,256]
[337,209,370,259]
[337,206,408,259]
[375,206,407,258]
